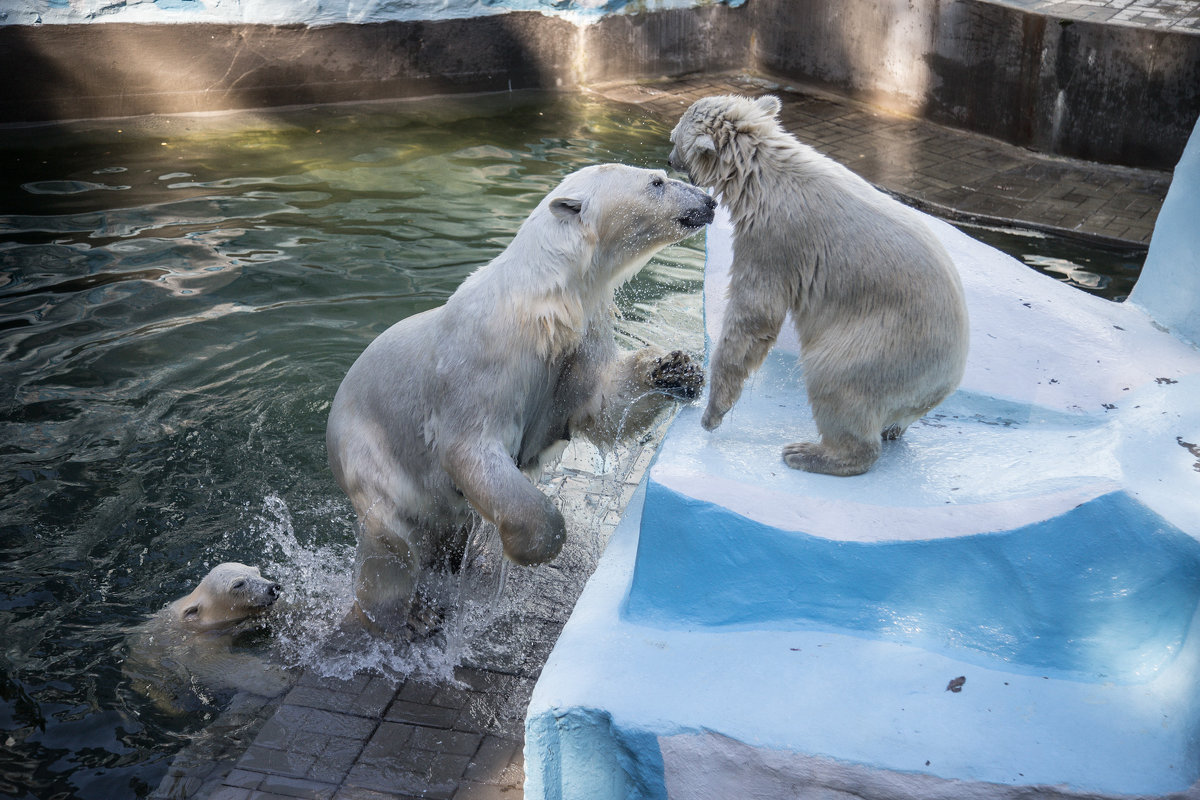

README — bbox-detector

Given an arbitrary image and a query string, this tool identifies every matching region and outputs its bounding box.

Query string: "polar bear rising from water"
[125,563,287,713]
[669,94,969,476]
[166,562,281,632]
[327,164,714,633]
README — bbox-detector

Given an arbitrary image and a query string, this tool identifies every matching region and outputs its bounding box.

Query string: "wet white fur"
[670,95,969,476]
[165,562,280,632]
[126,563,287,713]
[327,164,712,631]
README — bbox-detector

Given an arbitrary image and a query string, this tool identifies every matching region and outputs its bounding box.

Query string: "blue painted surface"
[525,708,667,800]
[630,473,1200,683]
[529,482,1200,797]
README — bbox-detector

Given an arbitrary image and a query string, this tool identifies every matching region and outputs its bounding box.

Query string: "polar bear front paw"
[649,350,704,400]
[700,405,724,431]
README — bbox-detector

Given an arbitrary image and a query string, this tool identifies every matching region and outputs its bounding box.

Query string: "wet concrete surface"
[157,435,660,800]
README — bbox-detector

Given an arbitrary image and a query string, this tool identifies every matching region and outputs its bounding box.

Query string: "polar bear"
[669,94,969,476]
[126,563,289,713]
[327,163,714,633]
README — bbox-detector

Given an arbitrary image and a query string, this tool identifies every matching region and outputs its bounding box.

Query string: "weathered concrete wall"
[0,0,1196,169]
[0,7,751,124]
[578,4,748,85]
[930,3,1200,169]
[0,16,580,121]
[0,0,731,26]
[749,0,1200,169]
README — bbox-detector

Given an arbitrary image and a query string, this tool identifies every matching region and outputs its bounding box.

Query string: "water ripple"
[22,180,131,195]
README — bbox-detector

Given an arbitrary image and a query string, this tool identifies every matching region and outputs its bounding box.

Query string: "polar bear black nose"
[268,583,281,597]
[679,195,716,229]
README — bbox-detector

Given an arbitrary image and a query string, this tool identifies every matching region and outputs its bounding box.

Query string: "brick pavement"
[176,55,1179,800]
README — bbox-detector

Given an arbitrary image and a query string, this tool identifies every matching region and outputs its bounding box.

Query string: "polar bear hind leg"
[350,508,469,640]
[782,436,881,478]
[782,390,885,477]
[350,501,430,637]
[881,403,932,441]
[785,396,937,475]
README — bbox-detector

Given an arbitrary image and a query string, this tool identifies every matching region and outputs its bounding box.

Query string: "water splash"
[236,494,357,673]
[234,412,675,687]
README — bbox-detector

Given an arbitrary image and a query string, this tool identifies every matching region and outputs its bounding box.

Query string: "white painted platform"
[526,121,1200,799]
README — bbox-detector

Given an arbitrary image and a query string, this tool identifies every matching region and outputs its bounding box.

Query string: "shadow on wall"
[575,3,749,85]
[0,16,580,122]
[923,3,1200,168]
[0,7,748,124]
[749,0,936,115]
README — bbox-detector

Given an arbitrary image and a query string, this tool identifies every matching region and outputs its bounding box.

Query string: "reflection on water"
[0,91,705,799]
[953,221,1147,302]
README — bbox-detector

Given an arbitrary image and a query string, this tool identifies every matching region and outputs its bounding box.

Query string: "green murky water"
[0,91,706,799]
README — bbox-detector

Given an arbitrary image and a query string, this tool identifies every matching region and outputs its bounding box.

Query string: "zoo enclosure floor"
[168,70,1176,800]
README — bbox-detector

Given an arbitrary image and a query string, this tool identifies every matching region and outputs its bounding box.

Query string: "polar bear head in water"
[167,562,281,633]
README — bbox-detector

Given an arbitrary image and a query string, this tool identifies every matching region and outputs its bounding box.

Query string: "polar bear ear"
[550,197,584,221]
[693,133,717,158]
[755,95,782,117]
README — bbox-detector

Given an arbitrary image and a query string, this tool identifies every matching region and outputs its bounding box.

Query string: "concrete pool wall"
[1,0,1198,169]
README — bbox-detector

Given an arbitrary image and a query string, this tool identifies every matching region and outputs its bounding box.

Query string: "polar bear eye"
[184,605,200,619]
[651,177,664,189]
[231,580,246,590]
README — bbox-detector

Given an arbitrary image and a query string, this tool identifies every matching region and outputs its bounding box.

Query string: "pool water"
[953,220,1147,302]
[0,91,706,800]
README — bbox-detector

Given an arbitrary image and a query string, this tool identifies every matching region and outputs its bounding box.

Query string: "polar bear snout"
[677,193,717,229]
[241,579,281,608]
[208,563,281,614]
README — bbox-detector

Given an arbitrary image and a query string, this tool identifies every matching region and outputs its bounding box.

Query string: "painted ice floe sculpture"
[526,119,1200,800]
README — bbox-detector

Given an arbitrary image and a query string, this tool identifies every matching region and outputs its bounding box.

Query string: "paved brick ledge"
[994,0,1200,32]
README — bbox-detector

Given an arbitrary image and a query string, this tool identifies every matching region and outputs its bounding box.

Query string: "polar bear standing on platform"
[327,164,713,634]
[669,95,969,476]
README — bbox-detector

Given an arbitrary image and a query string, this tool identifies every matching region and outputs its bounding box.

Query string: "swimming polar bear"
[327,164,714,634]
[669,95,969,476]
[126,562,289,714]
